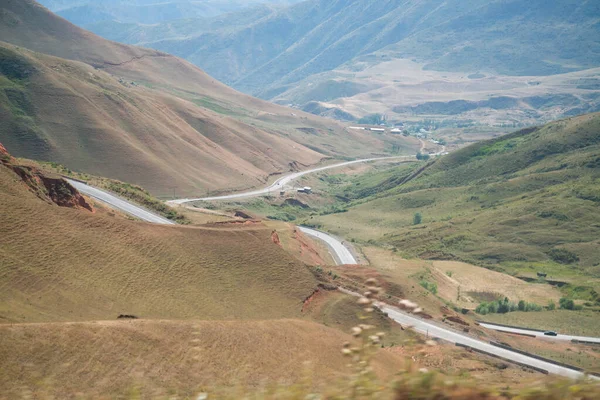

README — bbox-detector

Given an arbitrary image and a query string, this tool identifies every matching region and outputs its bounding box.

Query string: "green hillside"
[308,113,600,293]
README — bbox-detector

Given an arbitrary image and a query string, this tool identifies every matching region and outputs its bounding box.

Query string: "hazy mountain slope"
[38,0,303,24]
[90,0,600,96]
[0,0,415,196]
[310,113,600,280]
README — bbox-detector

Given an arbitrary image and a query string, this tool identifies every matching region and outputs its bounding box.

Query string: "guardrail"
[455,343,548,374]
[476,320,546,333]
[61,175,88,184]
[572,339,600,346]
[489,342,583,372]
[502,331,536,338]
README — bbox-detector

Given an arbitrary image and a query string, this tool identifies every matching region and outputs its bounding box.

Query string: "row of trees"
[476,297,583,314]
[476,297,543,315]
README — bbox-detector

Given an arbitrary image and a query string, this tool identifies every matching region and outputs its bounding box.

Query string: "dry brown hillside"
[0,0,418,197]
[0,149,409,397]
[0,156,319,323]
[0,319,405,399]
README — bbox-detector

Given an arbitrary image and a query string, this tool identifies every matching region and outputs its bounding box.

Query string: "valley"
[1,1,599,398]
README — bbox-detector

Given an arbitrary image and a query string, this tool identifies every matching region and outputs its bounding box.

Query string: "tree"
[497,299,510,314]
[476,304,489,315]
[413,212,422,225]
[518,300,526,311]
[547,301,556,310]
[416,152,430,161]
[357,113,383,125]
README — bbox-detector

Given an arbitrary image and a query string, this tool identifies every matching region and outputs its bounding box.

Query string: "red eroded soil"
[271,230,281,246]
[293,228,328,265]
[0,142,93,212]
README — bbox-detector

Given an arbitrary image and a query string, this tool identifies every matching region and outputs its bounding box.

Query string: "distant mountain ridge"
[38,0,302,23]
[73,0,600,95]
[55,0,600,125]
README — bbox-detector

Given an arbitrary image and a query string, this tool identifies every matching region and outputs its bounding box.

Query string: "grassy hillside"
[0,319,405,398]
[0,0,417,197]
[306,113,600,294]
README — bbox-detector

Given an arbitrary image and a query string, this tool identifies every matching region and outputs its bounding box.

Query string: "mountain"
[76,0,600,125]
[0,0,414,197]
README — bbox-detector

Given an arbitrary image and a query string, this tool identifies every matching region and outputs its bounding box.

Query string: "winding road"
[65,155,598,380]
[167,155,416,205]
[304,228,597,380]
[298,226,357,265]
[66,179,175,225]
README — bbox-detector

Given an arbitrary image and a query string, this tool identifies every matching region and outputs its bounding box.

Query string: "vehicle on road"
[544,331,558,336]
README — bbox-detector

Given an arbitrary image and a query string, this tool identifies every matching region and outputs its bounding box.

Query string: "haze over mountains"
[48,0,600,125]
[38,0,302,23]
[0,0,414,197]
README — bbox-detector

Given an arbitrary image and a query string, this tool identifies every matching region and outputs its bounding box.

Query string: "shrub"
[413,212,422,225]
[548,248,579,264]
[266,212,297,222]
[419,280,437,295]
[559,297,575,310]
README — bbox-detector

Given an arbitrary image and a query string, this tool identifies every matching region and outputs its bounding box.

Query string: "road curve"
[380,305,590,379]
[478,321,600,344]
[298,226,357,265]
[304,229,595,380]
[167,155,415,205]
[67,179,175,225]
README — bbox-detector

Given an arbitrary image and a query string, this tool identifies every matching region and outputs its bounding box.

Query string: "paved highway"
[379,305,589,379]
[298,226,357,265]
[167,156,415,205]
[66,179,175,225]
[478,321,600,344]
[305,229,595,380]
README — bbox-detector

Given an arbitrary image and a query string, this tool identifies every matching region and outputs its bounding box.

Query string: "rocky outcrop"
[39,174,94,211]
[0,142,93,212]
[234,210,253,219]
[0,142,13,160]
